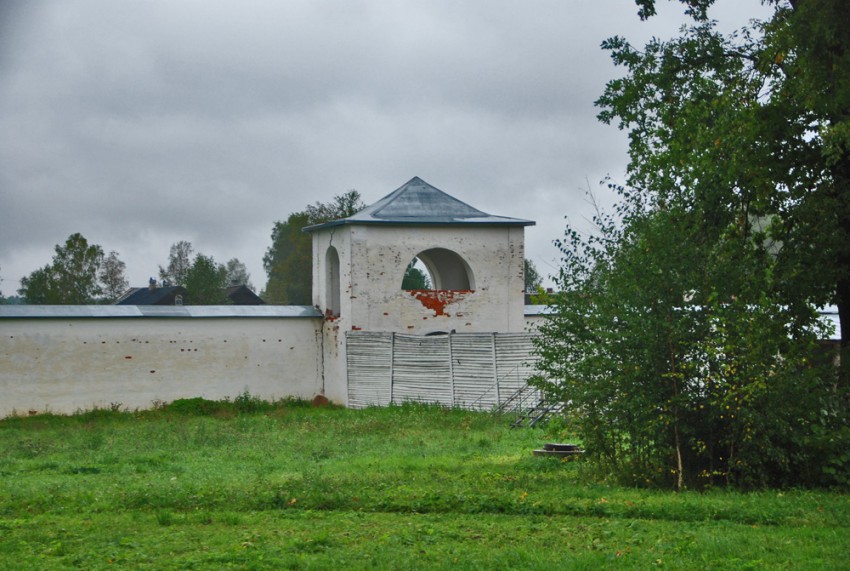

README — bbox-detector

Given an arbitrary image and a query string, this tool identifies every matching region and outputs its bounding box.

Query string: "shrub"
[534,203,847,489]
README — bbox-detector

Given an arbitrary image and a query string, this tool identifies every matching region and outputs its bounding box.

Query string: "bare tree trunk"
[673,421,684,492]
[666,312,685,491]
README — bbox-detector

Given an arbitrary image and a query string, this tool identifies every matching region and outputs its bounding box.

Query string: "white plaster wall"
[313,226,354,320]
[311,222,530,406]
[313,224,526,336]
[353,225,526,334]
[321,319,349,404]
[312,227,353,405]
[0,317,324,417]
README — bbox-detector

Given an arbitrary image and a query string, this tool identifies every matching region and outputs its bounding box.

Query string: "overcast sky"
[0,0,767,298]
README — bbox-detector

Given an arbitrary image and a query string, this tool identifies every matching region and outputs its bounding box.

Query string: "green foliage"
[263,211,312,304]
[0,404,848,568]
[164,392,299,416]
[223,257,252,289]
[263,190,364,304]
[158,240,193,287]
[98,250,128,302]
[155,244,251,304]
[532,0,850,489]
[604,0,850,377]
[165,397,232,416]
[535,195,843,489]
[528,285,552,305]
[183,253,229,305]
[401,259,431,290]
[18,233,104,304]
[524,259,542,293]
[18,267,53,304]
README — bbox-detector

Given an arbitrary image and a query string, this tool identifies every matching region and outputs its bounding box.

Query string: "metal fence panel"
[450,333,499,409]
[346,331,540,410]
[346,332,393,408]
[391,334,453,405]
[494,333,540,403]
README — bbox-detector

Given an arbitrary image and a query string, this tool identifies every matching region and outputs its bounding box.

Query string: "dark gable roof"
[226,285,265,305]
[115,285,264,306]
[304,176,535,232]
[114,286,187,305]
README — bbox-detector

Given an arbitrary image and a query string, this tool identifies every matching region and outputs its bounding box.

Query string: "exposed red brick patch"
[351,325,362,331]
[408,290,473,316]
[312,394,330,407]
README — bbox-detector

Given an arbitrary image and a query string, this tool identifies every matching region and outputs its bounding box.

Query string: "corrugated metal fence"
[346,331,540,409]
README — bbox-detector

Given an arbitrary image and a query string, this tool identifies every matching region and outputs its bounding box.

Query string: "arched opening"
[400,248,474,291]
[325,246,340,317]
[401,257,432,290]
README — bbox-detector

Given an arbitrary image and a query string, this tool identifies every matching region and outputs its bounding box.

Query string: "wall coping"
[0,305,323,319]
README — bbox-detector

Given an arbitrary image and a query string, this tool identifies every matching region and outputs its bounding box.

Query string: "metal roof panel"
[305,177,534,232]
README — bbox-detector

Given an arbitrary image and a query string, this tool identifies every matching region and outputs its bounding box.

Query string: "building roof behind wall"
[304,176,535,232]
[225,285,266,305]
[114,285,265,306]
[819,306,842,341]
[114,286,187,305]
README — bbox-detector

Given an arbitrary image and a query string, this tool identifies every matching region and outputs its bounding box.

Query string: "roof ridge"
[303,177,535,232]
[370,177,487,219]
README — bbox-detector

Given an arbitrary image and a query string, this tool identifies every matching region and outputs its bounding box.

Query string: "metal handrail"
[466,363,514,409]
[504,387,544,422]
[467,363,536,411]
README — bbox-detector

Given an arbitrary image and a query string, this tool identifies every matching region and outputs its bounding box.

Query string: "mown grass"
[1,400,848,569]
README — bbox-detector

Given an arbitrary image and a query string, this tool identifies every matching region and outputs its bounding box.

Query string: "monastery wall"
[0,310,324,417]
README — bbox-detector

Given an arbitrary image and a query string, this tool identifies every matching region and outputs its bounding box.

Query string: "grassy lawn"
[1,401,848,569]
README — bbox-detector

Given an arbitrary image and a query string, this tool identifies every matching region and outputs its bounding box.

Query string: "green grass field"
[1,400,848,569]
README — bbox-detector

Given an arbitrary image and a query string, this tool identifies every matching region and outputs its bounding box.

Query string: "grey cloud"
[0,0,765,294]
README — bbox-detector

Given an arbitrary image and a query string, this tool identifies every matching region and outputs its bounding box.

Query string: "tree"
[263,211,312,304]
[183,253,228,305]
[535,192,837,488]
[99,250,128,302]
[596,0,850,380]
[304,190,364,224]
[224,257,253,290]
[18,233,104,304]
[19,267,52,304]
[158,241,194,287]
[263,190,364,304]
[524,259,542,293]
[533,0,850,489]
[401,259,431,290]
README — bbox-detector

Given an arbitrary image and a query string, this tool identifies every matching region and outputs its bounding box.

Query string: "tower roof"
[304,177,535,232]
